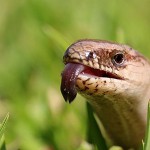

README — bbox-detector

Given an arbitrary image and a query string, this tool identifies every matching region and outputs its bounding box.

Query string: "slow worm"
[60,39,150,150]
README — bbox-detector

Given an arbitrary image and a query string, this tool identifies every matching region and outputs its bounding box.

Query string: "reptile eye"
[112,53,124,66]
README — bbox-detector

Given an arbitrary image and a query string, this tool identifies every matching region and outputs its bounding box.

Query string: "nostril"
[86,51,96,60]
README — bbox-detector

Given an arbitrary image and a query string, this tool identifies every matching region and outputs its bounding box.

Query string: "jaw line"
[77,64,124,80]
[76,72,128,97]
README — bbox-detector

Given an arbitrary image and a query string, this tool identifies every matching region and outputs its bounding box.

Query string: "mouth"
[61,62,123,103]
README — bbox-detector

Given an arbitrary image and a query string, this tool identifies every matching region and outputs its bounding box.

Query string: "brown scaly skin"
[61,39,150,150]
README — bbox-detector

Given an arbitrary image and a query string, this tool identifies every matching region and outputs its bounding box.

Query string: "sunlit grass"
[141,103,150,150]
[0,113,9,150]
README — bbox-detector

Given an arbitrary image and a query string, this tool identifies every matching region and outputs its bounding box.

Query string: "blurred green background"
[0,0,150,150]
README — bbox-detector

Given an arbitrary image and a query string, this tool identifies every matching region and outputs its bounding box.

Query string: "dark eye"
[112,53,125,66]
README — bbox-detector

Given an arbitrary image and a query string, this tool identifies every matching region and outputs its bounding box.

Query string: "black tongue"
[61,63,84,103]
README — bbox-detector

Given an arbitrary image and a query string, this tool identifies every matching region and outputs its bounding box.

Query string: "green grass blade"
[86,103,107,150]
[0,113,9,150]
[43,25,69,50]
[0,135,6,150]
[0,113,9,139]
[141,102,150,150]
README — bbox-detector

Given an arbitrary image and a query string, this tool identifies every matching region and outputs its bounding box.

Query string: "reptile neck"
[86,95,147,150]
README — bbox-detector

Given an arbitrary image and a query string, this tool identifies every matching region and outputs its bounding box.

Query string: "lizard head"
[61,39,150,103]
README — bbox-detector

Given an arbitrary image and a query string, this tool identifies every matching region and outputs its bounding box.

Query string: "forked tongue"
[61,63,84,103]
